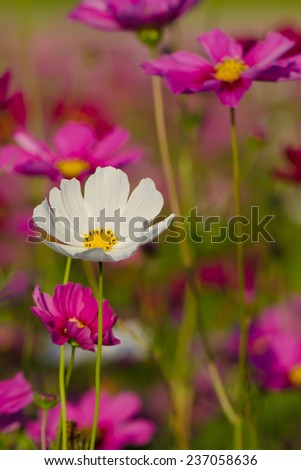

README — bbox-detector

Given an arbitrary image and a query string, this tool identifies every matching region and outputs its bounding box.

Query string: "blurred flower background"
[2,0,301,450]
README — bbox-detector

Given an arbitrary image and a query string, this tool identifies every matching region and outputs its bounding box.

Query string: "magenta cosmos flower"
[247,297,301,390]
[273,146,301,183]
[69,0,201,32]
[0,122,141,181]
[142,28,301,107]
[31,282,119,351]
[28,389,155,449]
[0,372,33,432]
[0,71,26,143]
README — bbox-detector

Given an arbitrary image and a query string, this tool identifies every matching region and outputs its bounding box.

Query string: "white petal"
[49,178,89,237]
[33,200,82,246]
[84,167,130,229]
[105,214,175,262]
[121,178,164,237]
[42,241,107,262]
[140,213,175,245]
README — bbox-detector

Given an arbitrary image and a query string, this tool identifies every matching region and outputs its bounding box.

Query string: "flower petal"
[215,78,253,108]
[244,32,295,74]
[121,178,164,229]
[49,178,89,237]
[68,1,120,31]
[91,127,129,160]
[84,166,130,222]
[198,29,243,64]
[53,122,96,158]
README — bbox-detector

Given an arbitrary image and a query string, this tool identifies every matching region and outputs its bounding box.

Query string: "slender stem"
[41,409,48,451]
[65,346,76,390]
[59,345,67,450]
[90,262,103,450]
[230,107,247,448]
[149,45,239,447]
[150,47,191,269]
[63,257,72,285]
[55,257,72,450]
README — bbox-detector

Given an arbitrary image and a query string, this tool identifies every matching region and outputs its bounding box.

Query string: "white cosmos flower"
[33,167,175,262]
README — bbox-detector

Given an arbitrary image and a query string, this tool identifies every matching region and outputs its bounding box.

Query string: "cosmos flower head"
[31,282,120,351]
[142,28,301,107]
[32,166,175,263]
[27,388,155,449]
[69,0,201,33]
[0,122,141,181]
[247,297,301,390]
[0,372,33,432]
[0,71,26,143]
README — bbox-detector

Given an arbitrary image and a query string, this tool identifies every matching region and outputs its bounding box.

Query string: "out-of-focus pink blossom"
[69,0,201,32]
[142,29,301,107]
[0,122,142,181]
[0,71,26,143]
[28,389,155,449]
[0,373,33,432]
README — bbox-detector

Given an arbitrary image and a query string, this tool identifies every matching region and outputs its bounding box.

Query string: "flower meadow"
[2,0,301,451]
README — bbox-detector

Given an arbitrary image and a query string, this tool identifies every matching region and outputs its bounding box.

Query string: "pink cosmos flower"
[247,297,301,390]
[31,282,120,351]
[0,122,141,181]
[0,71,26,143]
[142,28,301,107]
[27,389,155,449]
[69,0,201,32]
[273,146,301,183]
[0,372,33,432]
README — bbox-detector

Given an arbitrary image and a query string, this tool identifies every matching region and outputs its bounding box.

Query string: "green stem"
[90,262,103,450]
[150,47,191,269]
[59,345,67,450]
[55,257,72,450]
[63,257,72,285]
[65,346,76,390]
[41,409,48,451]
[230,107,247,449]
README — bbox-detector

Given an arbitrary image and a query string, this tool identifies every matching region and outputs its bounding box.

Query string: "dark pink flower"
[0,122,141,181]
[52,101,113,139]
[142,28,301,107]
[0,372,33,432]
[0,71,26,143]
[27,389,155,449]
[31,282,120,351]
[273,146,301,183]
[69,0,201,32]
[247,297,301,390]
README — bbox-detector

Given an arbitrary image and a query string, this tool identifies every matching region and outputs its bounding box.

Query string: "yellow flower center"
[84,228,118,252]
[289,364,301,387]
[55,159,90,178]
[215,57,249,83]
[68,317,86,329]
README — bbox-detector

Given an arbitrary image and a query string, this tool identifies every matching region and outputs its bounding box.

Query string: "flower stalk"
[230,107,248,449]
[90,262,103,450]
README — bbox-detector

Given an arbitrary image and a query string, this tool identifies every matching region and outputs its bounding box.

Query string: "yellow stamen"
[55,159,90,178]
[68,317,86,329]
[289,364,301,387]
[83,228,118,252]
[215,57,249,83]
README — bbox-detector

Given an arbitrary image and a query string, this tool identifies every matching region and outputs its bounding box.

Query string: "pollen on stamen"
[83,228,118,252]
[215,57,249,83]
